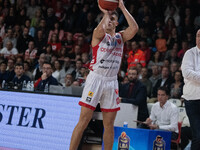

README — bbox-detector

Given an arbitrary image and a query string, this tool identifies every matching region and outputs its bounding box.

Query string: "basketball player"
[69,0,138,149]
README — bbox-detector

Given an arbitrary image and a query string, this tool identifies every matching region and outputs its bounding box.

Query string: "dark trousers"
[181,126,192,150]
[185,100,200,150]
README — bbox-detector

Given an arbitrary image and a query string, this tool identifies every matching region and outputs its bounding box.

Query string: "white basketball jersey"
[89,33,124,77]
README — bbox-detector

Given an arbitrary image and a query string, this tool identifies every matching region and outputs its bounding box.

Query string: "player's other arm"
[91,3,110,47]
[119,0,139,42]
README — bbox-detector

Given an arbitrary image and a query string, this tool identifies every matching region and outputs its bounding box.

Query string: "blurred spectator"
[16,8,29,26]
[44,44,53,61]
[45,7,58,31]
[58,56,74,85]
[72,59,83,80]
[178,40,189,59]
[163,17,176,38]
[32,53,46,81]
[64,3,80,32]
[26,0,40,19]
[167,27,181,50]
[165,5,180,27]
[139,67,152,98]
[48,21,64,42]
[155,30,167,53]
[127,41,146,69]
[36,61,58,91]
[24,19,35,37]
[16,26,34,54]
[52,60,62,80]
[3,27,17,48]
[12,63,31,85]
[64,73,74,87]
[24,41,38,61]
[0,40,18,58]
[147,51,163,71]
[170,70,184,99]
[61,32,74,52]
[54,0,66,26]
[7,58,15,82]
[119,67,149,122]
[13,24,22,39]
[24,61,33,80]
[165,42,179,63]
[35,18,49,39]
[76,35,90,54]
[82,12,97,42]
[5,7,16,28]
[72,80,80,86]
[48,33,62,54]
[31,9,42,28]
[139,39,151,63]
[152,66,173,100]
[170,62,179,78]
[0,61,8,84]
[149,65,161,89]
[81,52,90,68]
[58,46,67,60]
[34,30,47,54]
[0,16,6,39]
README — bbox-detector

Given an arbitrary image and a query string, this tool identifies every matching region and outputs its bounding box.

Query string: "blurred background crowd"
[0,0,199,100]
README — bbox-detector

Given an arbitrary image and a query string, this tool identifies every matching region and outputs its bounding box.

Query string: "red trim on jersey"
[118,32,124,43]
[89,34,106,71]
[79,101,96,111]
[92,34,106,49]
[101,107,120,112]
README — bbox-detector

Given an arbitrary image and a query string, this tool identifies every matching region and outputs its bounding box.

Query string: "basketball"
[99,0,119,11]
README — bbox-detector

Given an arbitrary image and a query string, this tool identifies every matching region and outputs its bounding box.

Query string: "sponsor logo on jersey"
[86,91,94,102]
[88,91,94,97]
[86,97,92,102]
[115,34,120,38]
[100,59,105,64]
[117,39,121,45]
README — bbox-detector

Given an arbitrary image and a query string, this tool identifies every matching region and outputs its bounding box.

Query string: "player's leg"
[69,106,94,150]
[102,111,117,150]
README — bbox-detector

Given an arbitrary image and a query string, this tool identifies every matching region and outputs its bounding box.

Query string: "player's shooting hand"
[98,0,109,14]
[118,0,125,10]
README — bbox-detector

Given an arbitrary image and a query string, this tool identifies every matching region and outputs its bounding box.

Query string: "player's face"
[106,14,118,31]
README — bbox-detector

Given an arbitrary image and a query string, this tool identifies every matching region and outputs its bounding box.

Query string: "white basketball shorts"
[79,71,120,112]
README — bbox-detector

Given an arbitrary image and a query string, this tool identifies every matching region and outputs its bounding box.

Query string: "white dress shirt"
[181,46,200,100]
[150,101,179,133]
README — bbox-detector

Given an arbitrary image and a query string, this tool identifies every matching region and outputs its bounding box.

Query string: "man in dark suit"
[151,66,173,100]
[119,67,149,122]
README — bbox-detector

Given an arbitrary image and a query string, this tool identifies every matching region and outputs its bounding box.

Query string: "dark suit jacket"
[152,77,173,97]
[119,80,149,122]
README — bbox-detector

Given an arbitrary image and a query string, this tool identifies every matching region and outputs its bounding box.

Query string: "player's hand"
[118,0,125,10]
[98,0,109,14]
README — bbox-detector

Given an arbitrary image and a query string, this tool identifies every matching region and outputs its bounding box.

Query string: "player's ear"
[115,21,119,27]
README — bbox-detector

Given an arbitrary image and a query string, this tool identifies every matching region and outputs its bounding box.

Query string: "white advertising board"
[0,90,81,150]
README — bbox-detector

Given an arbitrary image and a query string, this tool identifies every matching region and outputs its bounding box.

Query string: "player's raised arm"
[91,3,110,47]
[119,0,139,42]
